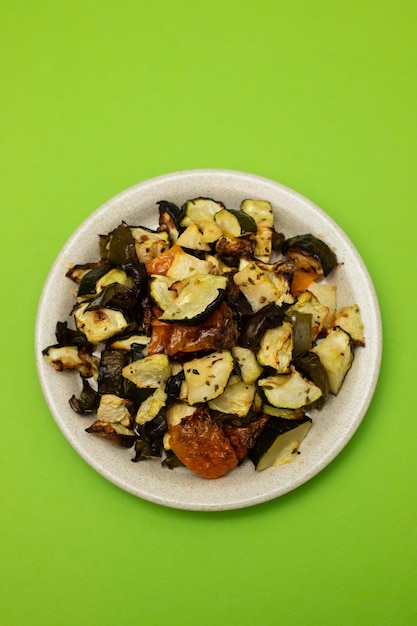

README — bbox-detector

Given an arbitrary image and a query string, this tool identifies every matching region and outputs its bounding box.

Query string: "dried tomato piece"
[168,407,238,479]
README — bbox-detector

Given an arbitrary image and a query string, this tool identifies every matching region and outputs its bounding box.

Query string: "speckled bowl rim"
[35,169,382,511]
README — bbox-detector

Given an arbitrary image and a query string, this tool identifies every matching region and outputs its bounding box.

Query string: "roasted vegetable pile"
[43,197,365,479]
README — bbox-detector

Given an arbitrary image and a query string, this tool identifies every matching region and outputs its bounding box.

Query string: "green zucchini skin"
[282,234,338,276]
[249,415,312,470]
[158,274,228,326]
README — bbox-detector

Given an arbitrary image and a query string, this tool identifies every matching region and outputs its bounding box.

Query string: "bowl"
[35,169,382,511]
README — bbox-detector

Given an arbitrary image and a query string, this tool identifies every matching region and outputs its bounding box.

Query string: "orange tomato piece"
[145,244,183,276]
[169,408,238,479]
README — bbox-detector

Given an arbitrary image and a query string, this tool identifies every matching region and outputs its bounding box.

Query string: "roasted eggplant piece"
[157,200,183,243]
[249,415,312,470]
[282,233,338,277]
[97,348,129,397]
[106,222,139,267]
[238,302,287,351]
[69,377,100,414]
[132,412,167,460]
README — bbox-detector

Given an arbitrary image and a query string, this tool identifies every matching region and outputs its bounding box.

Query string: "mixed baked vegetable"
[43,197,365,479]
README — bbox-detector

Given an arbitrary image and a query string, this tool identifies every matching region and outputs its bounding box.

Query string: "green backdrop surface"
[1,2,416,625]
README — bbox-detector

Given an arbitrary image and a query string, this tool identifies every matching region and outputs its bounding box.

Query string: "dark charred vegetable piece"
[132,412,167,460]
[271,230,285,253]
[215,236,255,258]
[124,381,155,406]
[69,377,100,414]
[157,200,183,242]
[84,282,136,312]
[97,348,130,397]
[86,421,135,447]
[162,449,185,469]
[106,222,139,267]
[249,415,312,470]
[210,409,263,427]
[76,263,113,297]
[55,321,91,348]
[66,259,110,284]
[290,311,313,356]
[166,370,186,398]
[282,234,337,276]
[239,302,287,351]
[292,351,329,408]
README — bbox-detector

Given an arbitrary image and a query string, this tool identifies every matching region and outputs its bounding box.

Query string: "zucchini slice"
[183,349,234,405]
[282,234,338,277]
[175,224,211,251]
[311,327,353,394]
[241,199,274,263]
[158,274,227,325]
[258,366,322,409]
[256,321,294,373]
[232,346,264,384]
[233,261,282,312]
[250,415,312,471]
[122,354,171,388]
[307,282,337,329]
[329,304,365,346]
[96,394,132,426]
[130,227,170,265]
[135,388,168,425]
[214,208,257,237]
[180,197,225,229]
[208,375,256,418]
[109,334,150,352]
[73,302,131,344]
[149,275,178,310]
[165,247,215,280]
[288,291,330,340]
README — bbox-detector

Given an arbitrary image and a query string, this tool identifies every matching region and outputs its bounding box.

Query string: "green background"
[2,2,416,625]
